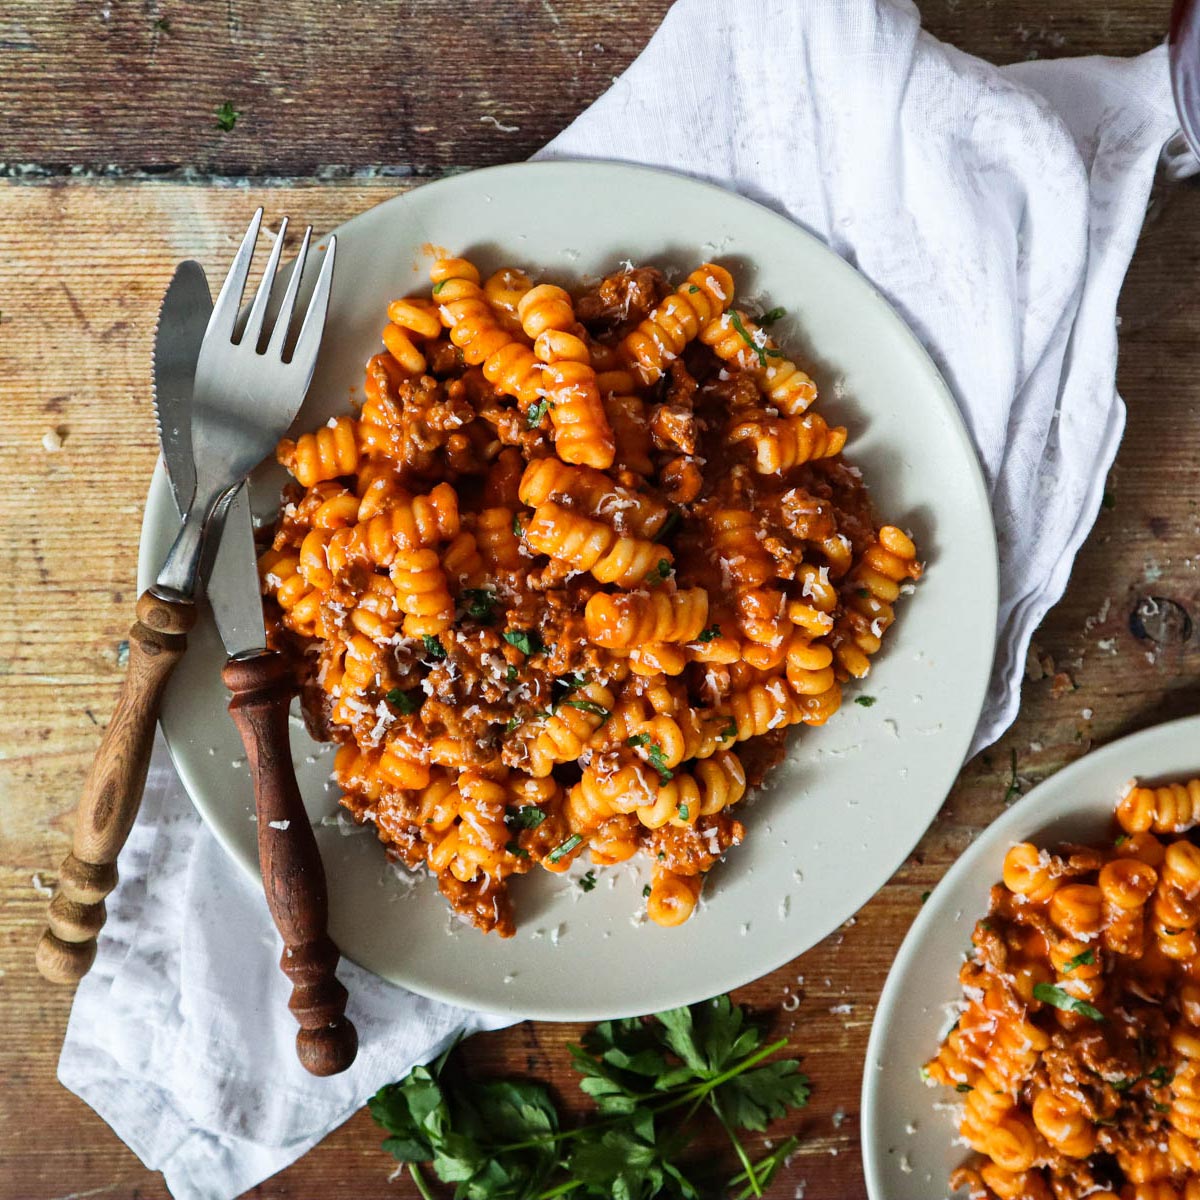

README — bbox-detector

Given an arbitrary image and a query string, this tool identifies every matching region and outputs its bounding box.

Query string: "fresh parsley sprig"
[369,995,810,1200]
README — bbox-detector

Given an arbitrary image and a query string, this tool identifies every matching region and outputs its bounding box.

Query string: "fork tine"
[240,215,288,350]
[207,207,263,341]
[265,225,312,360]
[288,234,336,382]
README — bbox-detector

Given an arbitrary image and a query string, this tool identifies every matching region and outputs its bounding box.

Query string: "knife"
[36,261,208,985]
[213,493,359,1076]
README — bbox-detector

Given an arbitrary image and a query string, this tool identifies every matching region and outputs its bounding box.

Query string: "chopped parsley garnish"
[505,805,547,831]
[655,510,682,543]
[505,841,529,859]
[626,732,651,749]
[1108,1076,1134,1092]
[856,587,871,599]
[645,558,673,586]
[512,513,524,537]
[562,698,610,720]
[504,628,544,657]
[432,280,448,295]
[760,306,786,326]
[1102,490,1116,510]
[1154,1101,1171,1113]
[645,742,674,783]
[215,101,240,132]
[678,804,690,820]
[547,834,583,864]
[688,284,700,293]
[698,624,722,643]
[421,634,446,660]
[506,664,518,684]
[642,884,652,898]
[920,890,931,903]
[555,673,587,693]
[462,588,497,622]
[720,721,737,741]
[854,696,876,708]
[527,398,551,428]
[1002,748,1021,805]
[504,716,522,733]
[1148,1065,1173,1086]
[729,311,768,368]
[384,688,422,714]
[1062,949,1095,972]
[1115,833,1128,847]
[955,1083,973,1093]
[1033,983,1104,1022]
[579,870,597,893]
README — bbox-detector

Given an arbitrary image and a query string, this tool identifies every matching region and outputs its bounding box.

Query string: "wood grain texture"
[223,651,358,1077]
[0,0,1194,1196]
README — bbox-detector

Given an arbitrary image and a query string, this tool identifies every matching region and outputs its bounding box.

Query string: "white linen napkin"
[59,1,1180,1196]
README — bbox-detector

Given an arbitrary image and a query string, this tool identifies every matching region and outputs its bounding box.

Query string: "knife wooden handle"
[37,588,195,984]
[222,650,358,1077]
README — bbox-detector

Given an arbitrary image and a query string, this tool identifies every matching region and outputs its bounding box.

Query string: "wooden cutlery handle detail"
[37,588,195,984]
[222,651,358,1077]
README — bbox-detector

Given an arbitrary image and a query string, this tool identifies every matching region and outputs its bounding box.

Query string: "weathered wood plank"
[0,1,1167,180]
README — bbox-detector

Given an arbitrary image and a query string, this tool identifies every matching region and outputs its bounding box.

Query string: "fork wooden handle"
[223,650,358,1077]
[36,588,195,984]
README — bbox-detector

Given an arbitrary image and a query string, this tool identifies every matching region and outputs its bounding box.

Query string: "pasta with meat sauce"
[262,257,921,936]
[927,775,1200,1200]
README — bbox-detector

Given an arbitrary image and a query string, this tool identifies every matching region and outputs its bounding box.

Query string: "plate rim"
[860,711,1200,1198]
[139,158,1000,1018]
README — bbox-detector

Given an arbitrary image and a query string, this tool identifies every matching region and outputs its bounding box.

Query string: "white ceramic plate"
[862,714,1200,1199]
[138,161,996,1020]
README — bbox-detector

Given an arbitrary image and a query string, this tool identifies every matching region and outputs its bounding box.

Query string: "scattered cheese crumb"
[42,429,63,452]
[32,873,53,897]
[267,819,291,831]
[480,115,520,132]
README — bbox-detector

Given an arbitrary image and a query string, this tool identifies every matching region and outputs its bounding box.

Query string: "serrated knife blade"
[152,261,212,515]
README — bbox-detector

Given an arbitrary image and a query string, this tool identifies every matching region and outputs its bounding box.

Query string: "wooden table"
[1,2,1190,1196]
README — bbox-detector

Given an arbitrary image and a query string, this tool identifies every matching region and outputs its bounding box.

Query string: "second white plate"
[138,161,997,1020]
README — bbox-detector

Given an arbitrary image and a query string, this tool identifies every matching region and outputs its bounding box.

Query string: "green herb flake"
[527,398,550,428]
[1032,982,1105,1022]
[1002,748,1021,805]
[1063,949,1095,973]
[1108,1076,1134,1092]
[1115,833,1129,847]
[645,742,674,783]
[626,732,651,749]
[1102,490,1116,510]
[215,101,240,132]
[462,588,497,622]
[579,870,597,893]
[697,624,722,644]
[505,805,546,831]
[563,698,610,720]
[506,664,518,684]
[856,587,871,599]
[642,884,652,898]
[688,284,700,293]
[504,715,522,733]
[384,688,422,714]
[654,510,682,543]
[421,634,446,661]
[645,558,673,586]
[512,513,524,537]
[547,834,583,864]
[677,804,690,820]
[504,628,544,657]
[1155,1101,1171,1113]
[154,16,171,32]
[1148,1065,1173,1086]
[729,310,769,368]
[955,1083,973,1093]
[854,695,876,708]
[920,890,931,903]
[505,841,529,859]
[760,306,786,326]
[720,721,737,741]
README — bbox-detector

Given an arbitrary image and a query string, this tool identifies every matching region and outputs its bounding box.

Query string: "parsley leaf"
[527,398,551,428]
[384,688,422,714]
[1062,949,1095,972]
[759,306,786,326]
[626,733,651,749]
[697,624,722,644]
[505,664,518,684]
[214,101,240,132]
[654,510,682,543]
[547,834,582,864]
[462,588,497,622]
[505,805,546,831]
[1033,983,1105,1022]
[955,1083,973,1093]
[645,558,673,586]
[720,721,737,741]
[854,695,876,708]
[504,628,544,657]
[421,634,446,660]
[677,804,690,820]
[644,742,674,783]
[505,841,529,859]
[504,715,522,733]
[688,284,700,293]
[562,698,610,720]
[579,870,597,893]
[642,884,652,898]
[1002,748,1021,805]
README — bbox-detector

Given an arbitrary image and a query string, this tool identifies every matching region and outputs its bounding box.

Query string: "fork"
[37,214,336,990]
